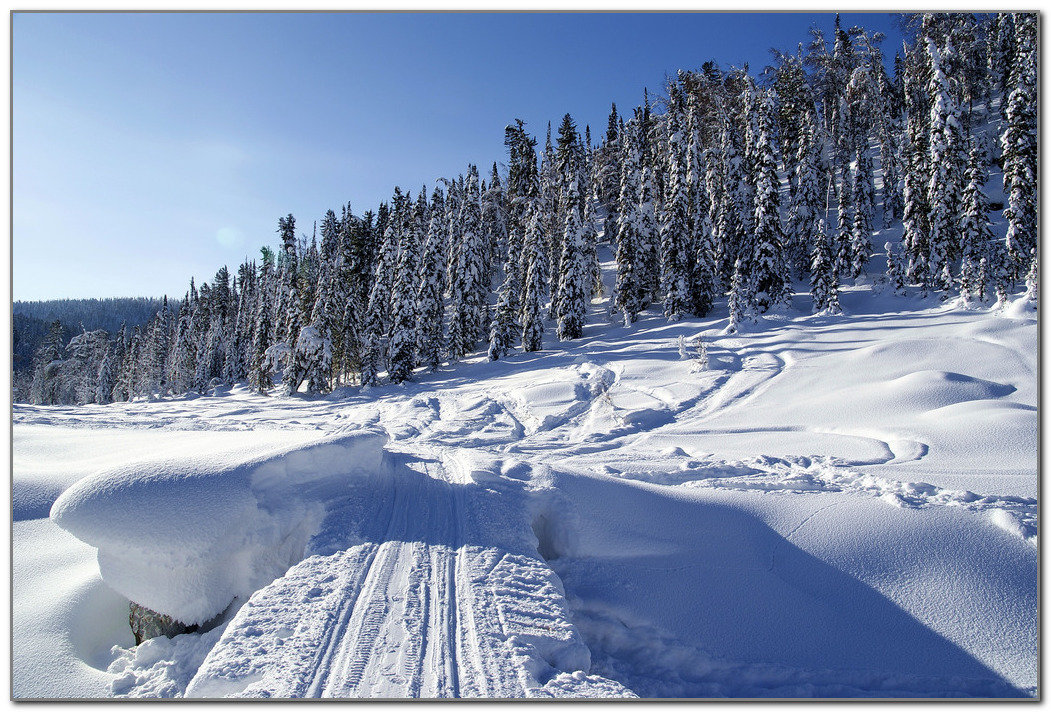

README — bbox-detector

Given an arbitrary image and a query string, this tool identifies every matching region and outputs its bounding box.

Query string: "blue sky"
[14,12,903,301]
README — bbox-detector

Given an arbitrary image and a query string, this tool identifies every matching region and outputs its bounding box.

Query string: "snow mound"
[51,430,388,625]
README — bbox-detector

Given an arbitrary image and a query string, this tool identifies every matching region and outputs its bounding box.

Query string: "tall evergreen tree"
[1001,12,1037,277]
[926,38,966,292]
[418,188,447,371]
[750,90,791,312]
[613,120,643,325]
[520,206,546,352]
[659,109,690,320]
[555,178,590,340]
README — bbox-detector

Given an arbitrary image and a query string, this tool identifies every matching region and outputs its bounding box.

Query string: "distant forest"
[13,298,174,394]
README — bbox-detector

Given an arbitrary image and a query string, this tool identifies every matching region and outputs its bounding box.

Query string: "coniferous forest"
[22,12,1038,407]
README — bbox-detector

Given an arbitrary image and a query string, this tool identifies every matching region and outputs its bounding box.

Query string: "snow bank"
[50,430,388,626]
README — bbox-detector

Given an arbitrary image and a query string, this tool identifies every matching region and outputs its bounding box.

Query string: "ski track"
[185,447,615,699]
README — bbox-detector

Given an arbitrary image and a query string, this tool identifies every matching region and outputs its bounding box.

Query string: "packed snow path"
[184,448,630,698]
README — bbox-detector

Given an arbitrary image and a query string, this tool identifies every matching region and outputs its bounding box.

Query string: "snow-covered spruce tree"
[925,38,966,294]
[810,219,840,314]
[787,102,824,279]
[291,324,332,395]
[599,103,622,239]
[108,322,128,402]
[901,37,932,289]
[1001,12,1037,277]
[1024,249,1038,305]
[658,109,690,321]
[249,248,276,394]
[959,141,994,303]
[360,202,401,386]
[636,109,660,306]
[539,125,561,319]
[686,115,716,316]
[338,206,370,382]
[279,280,305,395]
[548,114,586,320]
[716,111,748,284]
[387,196,423,385]
[418,188,447,371]
[449,165,487,360]
[885,241,907,295]
[849,153,874,280]
[583,184,603,299]
[726,257,752,333]
[750,89,791,313]
[613,120,643,325]
[274,214,298,344]
[29,319,66,405]
[482,163,508,284]
[503,119,540,290]
[555,178,590,340]
[902,134,930,289]
[520,206,546,352]
[488,266,517,361]
[845,66,876,256]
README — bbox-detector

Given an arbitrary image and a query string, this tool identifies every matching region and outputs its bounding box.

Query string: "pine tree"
[387,196,422,384]
[726,258,751,333]
[787,102,824,278]
[555,178,590,340]
[959,141,994,303]
[1001,12,1037,277]
[810,220,840,313]
[417,188,447,371]
[249,248,275,394]
[885,241,906,295]
[926,38,966,293]
[448,165,486,361]
[482,163,509,283]
[750,90,790,312]
[520,206,546,352]
[30,319,66,405]
[1024,249,1038,305]
[659,109,690,321]
[613,121,643,325]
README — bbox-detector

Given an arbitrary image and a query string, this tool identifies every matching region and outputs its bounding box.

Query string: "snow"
[51,430,387,625]
[12,276,1037,699]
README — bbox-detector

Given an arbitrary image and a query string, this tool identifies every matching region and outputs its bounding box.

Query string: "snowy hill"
[13,269,1036,699]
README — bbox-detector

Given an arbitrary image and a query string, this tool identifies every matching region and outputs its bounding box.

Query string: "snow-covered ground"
[12,272,1037,699]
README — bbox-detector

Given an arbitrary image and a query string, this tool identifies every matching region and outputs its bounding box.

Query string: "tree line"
[23,12,1037,406]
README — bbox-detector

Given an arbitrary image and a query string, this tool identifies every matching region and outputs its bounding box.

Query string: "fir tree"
[810,220,840,314]
[1001,12,1037,276]
[387,198,422,384]
[417,188,447,371]
[926,38,966,293]
[885,241,906,295]
[555,178,590,340]
[959,141,994,303]
[520,206,546,352]
[750,90,790,312]
[613,121,643,325]
[659,109,690,320]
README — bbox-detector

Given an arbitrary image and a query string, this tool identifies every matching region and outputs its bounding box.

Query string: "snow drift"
[50,429,388,626]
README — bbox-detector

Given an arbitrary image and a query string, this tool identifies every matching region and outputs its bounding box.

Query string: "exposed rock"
[129,602,196,645]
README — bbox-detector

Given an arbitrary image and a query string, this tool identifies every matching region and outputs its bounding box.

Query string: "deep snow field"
[12,266,1038,699]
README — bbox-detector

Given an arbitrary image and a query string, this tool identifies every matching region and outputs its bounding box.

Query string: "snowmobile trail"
[185,450,629,699]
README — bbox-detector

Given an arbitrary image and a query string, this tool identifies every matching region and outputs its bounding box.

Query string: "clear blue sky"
[14,12,903,301]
